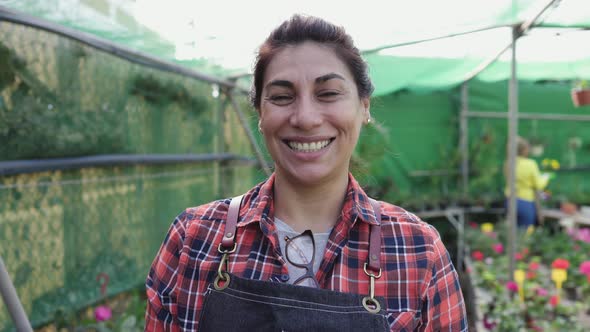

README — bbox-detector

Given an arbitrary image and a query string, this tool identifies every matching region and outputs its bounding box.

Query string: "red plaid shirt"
[145,173,467,331]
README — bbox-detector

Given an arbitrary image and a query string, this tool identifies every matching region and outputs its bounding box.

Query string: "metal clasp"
[214,243,236,290]
[362,262,382,313]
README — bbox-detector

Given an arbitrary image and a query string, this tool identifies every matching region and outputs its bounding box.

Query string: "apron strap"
[221,194,244,249]
[367,198,382,272]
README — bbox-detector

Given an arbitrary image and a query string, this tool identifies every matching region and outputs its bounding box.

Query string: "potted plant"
[571,80,590,107]
[528,136,546,157]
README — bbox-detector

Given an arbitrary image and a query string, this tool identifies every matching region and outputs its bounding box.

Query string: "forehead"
[263,41,354,85]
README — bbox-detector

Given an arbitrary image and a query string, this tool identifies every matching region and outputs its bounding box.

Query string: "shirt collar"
[237,172,380,227]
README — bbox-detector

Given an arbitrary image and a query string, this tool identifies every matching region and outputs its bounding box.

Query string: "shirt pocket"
[388,310,421,332]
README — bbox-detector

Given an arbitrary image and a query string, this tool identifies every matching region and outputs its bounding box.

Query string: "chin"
[283,166,341,186]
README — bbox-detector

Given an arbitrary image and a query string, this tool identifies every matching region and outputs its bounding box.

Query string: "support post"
[215,95,230,197]
[506,26,519,279]
[0,256,33,332]
[225,92,272,177]
[460,82,469,196]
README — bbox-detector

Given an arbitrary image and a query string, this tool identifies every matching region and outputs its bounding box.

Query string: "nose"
[288,96,322,130]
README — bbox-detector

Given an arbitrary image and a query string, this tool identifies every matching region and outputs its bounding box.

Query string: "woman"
[145,15,466,331]
[504,137,550,228]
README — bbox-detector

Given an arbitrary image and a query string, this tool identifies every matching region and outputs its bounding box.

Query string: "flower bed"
[465,222,590,331]
[34,289,146,332]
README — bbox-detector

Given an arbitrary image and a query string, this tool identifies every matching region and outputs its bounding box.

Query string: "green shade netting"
[2,0,590,80]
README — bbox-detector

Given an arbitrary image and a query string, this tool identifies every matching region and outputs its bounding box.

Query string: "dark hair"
[250,14,374,109]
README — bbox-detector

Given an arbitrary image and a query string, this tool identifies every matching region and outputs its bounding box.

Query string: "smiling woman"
[145,14,467,332]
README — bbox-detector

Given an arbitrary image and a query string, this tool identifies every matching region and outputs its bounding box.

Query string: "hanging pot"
[571,88,590,107]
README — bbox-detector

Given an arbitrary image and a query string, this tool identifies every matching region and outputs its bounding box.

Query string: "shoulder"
[177,181,266,239]
[376,201,441,244]
[165,199,230,244]
[519,157,538,168]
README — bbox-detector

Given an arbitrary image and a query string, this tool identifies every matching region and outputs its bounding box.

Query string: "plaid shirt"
[145,173,467,331]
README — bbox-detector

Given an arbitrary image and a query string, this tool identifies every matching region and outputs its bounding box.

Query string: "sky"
[128,0,590,71]
[2,0,587,71]
[129,0,546,69]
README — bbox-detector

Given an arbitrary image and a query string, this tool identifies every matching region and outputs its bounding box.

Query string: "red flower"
[526,271,537,279]
[529,261,540,271]
[549,295,559,307]
[551,258,570,270]
[469,222,478,229]
[515,253,523,261]
[471,250,484,261]
[522,248,529,255]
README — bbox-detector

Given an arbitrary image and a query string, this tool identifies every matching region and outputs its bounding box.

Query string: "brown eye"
[317,90,340,100]
[267,95,294,105]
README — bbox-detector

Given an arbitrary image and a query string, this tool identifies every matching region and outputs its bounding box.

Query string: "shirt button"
[280,274,290,282]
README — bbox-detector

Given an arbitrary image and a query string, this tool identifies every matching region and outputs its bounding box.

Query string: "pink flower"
[506,281,518,292]
[536,287,548,297]
[522,248,529,255]
[529,261,540,271]
[94,305,112,322]
[551,258,570,270]
[486,232,498,239]
[579,261,590,276]
[515,252,523,261]
[472,250,484,261]
[483,313,497,330]
[527,271,537,279]
[492,243,504,254]
[549,295,559,307]
[576,228,590,243]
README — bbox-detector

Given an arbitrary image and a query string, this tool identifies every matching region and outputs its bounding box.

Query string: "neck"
[273,171,349,233]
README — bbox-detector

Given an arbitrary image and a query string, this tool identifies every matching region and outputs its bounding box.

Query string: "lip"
[281,135,335,143]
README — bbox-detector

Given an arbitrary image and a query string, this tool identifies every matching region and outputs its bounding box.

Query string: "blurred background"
[1,0,589,330]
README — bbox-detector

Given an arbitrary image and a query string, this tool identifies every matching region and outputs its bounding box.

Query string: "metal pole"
[466,111,590,122]
[215,97,230,197]
[0,256,33,332]
[225,92,272,177]
[462,0,560,82]
[460,82,469,196]
[506,26,519,280]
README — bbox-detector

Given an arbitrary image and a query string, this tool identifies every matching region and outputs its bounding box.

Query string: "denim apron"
[198,195,389,332]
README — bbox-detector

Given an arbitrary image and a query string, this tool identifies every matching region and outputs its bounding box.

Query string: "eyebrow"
[265,80,293,90]
[264,73,346,90]
[315,73,346,84]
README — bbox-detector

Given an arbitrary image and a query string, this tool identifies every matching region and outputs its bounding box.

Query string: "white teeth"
[288,140,331,152]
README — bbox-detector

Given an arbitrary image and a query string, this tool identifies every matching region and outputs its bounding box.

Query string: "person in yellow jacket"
[504,137,550,228]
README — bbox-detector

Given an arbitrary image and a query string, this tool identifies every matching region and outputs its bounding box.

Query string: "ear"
[361,97,371,122]
[258,119,263,134]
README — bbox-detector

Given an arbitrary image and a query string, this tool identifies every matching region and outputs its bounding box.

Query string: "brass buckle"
[214,243,237,291]
[362,262,382,313]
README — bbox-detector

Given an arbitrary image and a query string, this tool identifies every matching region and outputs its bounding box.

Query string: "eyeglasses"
[284,229,319,288]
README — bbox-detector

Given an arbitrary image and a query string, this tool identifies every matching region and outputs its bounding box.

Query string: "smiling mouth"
[284,139,334,153]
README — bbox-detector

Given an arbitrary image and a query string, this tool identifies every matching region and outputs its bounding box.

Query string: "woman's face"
[258,41,370,186]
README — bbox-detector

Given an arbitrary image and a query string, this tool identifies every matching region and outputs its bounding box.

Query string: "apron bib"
[198,195,391,332]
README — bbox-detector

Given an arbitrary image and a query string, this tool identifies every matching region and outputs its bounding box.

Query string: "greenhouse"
[1,0,590,331]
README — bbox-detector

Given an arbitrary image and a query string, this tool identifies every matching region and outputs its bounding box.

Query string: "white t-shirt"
[274,217,332,288]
